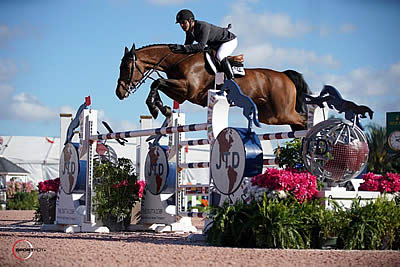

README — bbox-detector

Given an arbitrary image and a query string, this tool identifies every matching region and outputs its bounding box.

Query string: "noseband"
[118,53,140,98]
[118,51,172,98]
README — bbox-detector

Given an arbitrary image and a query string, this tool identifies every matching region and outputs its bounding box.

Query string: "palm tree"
[366,124,400,174]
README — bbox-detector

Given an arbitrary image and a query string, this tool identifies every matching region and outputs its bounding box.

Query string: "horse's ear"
[124,46,129,55]
[130,43,136,53]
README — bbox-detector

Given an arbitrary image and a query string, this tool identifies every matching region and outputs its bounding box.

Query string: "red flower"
[38,177,60,193]
[136,180,146,199]
[251,168,318,203]
[359,172,400,193]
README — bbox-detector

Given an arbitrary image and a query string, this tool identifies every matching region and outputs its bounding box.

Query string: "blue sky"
[1,0,399,138]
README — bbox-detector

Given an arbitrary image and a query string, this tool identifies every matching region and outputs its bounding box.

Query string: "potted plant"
[317,203,344,249]
[93,158,145,231]
[37,178,60,224]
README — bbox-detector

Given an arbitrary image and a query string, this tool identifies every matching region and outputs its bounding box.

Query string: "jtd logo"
[147,163,165,176]
[62,161,77,175]
[215,152,240,169]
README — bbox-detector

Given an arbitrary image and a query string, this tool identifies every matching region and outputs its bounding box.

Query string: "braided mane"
[137,44,169,50]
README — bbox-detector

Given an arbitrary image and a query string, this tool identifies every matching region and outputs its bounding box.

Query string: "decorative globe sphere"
[301,119,369,185]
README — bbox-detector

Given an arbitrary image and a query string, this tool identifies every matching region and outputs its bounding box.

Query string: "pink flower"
[136,180,146,199]
[359,172,400,193]
[251,168,318,203]
[38,177,60,193]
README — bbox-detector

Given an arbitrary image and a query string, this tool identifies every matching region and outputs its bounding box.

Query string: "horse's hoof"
[162,106,172,118]
[150,107,159,119]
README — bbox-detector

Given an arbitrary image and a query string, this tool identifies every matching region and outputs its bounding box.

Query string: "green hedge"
[6,191,39,210]
[206,195,400,250]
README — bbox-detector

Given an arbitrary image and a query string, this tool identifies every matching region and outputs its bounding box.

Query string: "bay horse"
[115,43,312,131]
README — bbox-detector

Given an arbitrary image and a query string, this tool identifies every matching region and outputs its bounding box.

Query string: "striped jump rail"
[263,158,279,165]
[178,162,209,169]
[257,130,308,141]
[90,123,208,141]
[178,184,209,196]
[180,138,209,146]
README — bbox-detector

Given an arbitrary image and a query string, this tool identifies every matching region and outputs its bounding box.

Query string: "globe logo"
[210,128,246,195]
[145,146,169,195]
[59,143,80,194]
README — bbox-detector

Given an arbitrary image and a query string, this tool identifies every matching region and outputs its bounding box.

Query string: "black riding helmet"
[176,9,194,23]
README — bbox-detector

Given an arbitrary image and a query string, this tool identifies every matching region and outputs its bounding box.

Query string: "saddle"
[205,51,246,77]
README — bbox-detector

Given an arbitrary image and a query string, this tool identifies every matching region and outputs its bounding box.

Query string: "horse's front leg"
[146,81,162,119]
[149,79,173,118]
[154,93,172,118]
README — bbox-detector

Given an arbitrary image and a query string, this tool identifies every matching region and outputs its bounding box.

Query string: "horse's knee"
[146,95,154,106]
[151,79,162,89]
[160,105,172,118]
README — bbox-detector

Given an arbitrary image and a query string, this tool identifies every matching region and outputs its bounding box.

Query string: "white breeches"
[216,37,238,61]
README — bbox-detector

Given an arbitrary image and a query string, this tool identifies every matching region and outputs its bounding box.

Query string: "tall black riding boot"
[221,57,234,80]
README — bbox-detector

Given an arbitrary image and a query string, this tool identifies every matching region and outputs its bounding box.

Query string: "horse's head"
[116,43,144,100]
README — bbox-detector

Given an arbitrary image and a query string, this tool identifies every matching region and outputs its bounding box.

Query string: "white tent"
[0,135,138,186]
[0,136,60,186]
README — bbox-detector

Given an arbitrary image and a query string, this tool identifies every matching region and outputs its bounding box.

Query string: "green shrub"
[7,191,39,210]
[255,195,311,248]
[339,196,400,250]
[274,138,304,169]
[206,200,258,247]
[206,196,324,249]
[206,195,400,250]
[93,158,140,223]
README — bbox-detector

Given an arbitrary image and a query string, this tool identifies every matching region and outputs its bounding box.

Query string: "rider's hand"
[169,44,187,53]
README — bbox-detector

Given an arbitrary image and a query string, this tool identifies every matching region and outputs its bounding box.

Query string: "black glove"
[169,44,187,53]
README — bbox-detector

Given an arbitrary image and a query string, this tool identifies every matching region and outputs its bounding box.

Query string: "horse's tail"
[283,70,312,115]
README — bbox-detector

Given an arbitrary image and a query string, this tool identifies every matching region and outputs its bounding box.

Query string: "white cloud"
[0,84,14,100]
[223,2,312,40]
[10,93,57,121]
[390,62,400,75]
[96,109,139,134]
[221,2,340,69]
[59,105,77,115]
[318,23,356,37]
[180,101,207,113]
[0,58,75,122]
[240,43,341,69]
[223,3,355,39]
[306,62,400,123]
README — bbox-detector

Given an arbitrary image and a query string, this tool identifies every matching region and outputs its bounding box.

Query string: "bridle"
[118,50,172,98]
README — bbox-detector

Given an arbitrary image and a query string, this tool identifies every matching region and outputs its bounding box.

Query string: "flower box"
[38,191,57,224]
[316,186,393,209]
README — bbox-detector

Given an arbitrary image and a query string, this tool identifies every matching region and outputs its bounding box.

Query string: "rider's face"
[179,20,190,32]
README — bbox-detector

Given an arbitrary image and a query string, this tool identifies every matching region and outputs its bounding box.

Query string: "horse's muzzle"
[116,84,127,100]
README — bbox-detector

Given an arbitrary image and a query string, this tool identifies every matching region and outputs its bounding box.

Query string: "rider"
[171,9,237,80]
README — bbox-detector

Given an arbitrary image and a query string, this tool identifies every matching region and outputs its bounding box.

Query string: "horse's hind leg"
[257,104,306,130]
